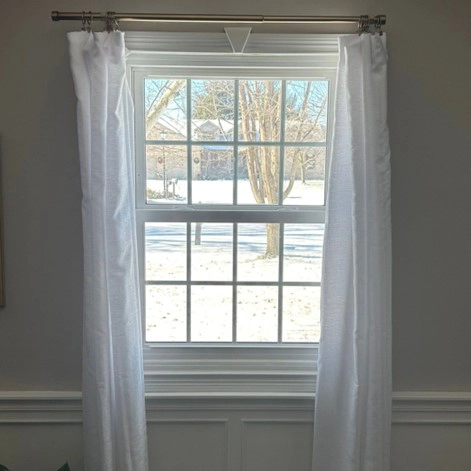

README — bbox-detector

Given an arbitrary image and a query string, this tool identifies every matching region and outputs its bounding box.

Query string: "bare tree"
[238,80,326,257]
[145,78,327,258]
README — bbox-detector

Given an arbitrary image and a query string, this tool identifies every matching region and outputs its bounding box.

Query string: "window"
[127,33,337,395]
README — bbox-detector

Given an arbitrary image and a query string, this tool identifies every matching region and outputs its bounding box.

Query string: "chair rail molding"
[1,391,471,424]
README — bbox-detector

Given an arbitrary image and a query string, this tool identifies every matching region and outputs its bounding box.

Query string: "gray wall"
[0,0,470,470]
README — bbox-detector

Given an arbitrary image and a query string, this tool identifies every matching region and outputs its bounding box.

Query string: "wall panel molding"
[392,391,471,424]
[0,391,82,424]
[1,391,471,424]
[147,419,229,471]
[240,419,314,471]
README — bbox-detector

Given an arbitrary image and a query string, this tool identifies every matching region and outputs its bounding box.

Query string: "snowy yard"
[144,179,324,344]
[147,178,325,206]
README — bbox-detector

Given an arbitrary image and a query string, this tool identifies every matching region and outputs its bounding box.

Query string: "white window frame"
[126,32,338,397]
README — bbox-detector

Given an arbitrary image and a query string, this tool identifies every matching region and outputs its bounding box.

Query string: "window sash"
[141,219,323,344]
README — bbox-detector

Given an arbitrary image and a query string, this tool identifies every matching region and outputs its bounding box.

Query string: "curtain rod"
[51,11,386,31]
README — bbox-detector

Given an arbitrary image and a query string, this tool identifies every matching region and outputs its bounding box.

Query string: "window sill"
[143,345,317,398]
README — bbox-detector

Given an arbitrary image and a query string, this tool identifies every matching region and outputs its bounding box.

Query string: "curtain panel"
[313,34,392,471]
[68,31,149,471]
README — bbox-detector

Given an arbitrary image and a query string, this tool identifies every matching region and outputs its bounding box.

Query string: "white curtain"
[313,34,391,471]
[68,32,148,471]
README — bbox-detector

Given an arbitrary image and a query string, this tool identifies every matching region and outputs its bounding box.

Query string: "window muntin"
[138,75,328,345]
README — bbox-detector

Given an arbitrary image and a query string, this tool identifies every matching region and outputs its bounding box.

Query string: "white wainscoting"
[1,392,471,471]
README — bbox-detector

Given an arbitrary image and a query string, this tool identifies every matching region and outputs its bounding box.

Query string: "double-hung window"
[128,33,337,395]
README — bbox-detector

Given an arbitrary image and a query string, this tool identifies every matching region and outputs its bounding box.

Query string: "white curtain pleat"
[313,34,391,471]
[68,31,148,471]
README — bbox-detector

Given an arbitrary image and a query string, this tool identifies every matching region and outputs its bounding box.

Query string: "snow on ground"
[147,178,325,205]
[144,179,324,344]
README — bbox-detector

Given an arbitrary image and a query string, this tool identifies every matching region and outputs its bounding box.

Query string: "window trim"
[126,32,338,397]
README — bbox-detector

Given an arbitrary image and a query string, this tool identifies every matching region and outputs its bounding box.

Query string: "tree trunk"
[195,223,202,245]
[265,223,280,258]
[301,160,306,184]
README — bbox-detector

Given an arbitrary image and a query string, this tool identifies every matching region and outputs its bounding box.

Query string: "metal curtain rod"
[51,11,386,30]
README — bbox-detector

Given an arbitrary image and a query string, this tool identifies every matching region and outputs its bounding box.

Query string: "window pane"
[191,223,233,281]
[239,80,281,142]
[285,80,328,142]
[145,78,187,140]
[238,223,279,281]
[145,223,186,281]
[237,287,278,342]
[284,224,324,283]
[191,79,234,140]
[283,147,325,206]
[237,147,280,205]
[192,146,234,204]
[140,75,328,346]
[191,286,232,342]
[282,286,320,342]
[146,145,187,204]
[146,285,187,342]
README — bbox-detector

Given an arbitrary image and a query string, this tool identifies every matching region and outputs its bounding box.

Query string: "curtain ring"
[81,12,87,31]
[105,12,119,32]
[357,15,370,35]
[86,12,93,33]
